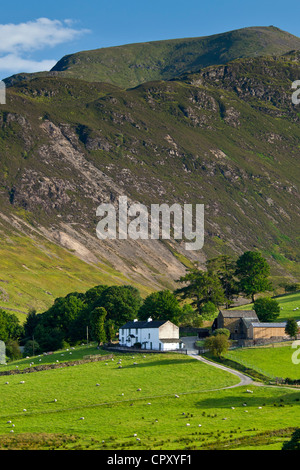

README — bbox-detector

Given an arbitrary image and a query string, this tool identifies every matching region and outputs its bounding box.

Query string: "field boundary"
[0,354,113,376]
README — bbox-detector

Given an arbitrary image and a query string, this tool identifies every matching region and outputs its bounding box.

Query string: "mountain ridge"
[4,26,300,89]
[0,29,299,313]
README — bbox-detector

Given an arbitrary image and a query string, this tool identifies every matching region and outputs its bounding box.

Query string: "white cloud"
[0,54,57,73]
[0,18,90,75]
[0,18,90,54]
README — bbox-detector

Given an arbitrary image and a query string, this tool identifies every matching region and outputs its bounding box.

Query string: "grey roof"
[219,310,258,319]
[251,322,287,328]
[119,320,169,330]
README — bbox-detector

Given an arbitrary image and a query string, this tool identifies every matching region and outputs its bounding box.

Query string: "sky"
[0,0,299,79]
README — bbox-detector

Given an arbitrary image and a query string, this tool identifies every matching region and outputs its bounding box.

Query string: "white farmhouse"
[119,318,184,351]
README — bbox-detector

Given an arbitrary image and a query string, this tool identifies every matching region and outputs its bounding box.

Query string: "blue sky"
[0,0,299,79]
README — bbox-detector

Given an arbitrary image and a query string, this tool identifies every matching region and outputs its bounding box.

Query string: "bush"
[204,334,231,358]
[24,340,41,357]
[5,340,22,360]
[212,328,230,338]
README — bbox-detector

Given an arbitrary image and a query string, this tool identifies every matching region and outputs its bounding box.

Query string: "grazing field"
[224,343,300,381]
[232,292,300,322]
[0,348,299,450]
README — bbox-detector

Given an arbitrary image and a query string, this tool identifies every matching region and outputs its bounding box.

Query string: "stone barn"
[212,310,259,340]
[213,310,289,344]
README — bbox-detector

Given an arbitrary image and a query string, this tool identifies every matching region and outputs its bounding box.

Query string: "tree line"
[0,250,297,358]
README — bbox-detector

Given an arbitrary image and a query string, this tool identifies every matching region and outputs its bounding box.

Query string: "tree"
[23,308,39,340]
[285,318,299,340]
[105,319,116,343]
[90,307,107,346]
[206,255,239,308]
[94,285,142,329]
[24,339,41,357]
[0,310,24,343]
[204,334,231,359]
[175,267,225,316]
[138,290,182,323]
[5,340,22,360]
[253,297,280,322]
[236,251,272,302]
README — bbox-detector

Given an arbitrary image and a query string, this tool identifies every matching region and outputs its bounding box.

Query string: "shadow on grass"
[194,391,300,409]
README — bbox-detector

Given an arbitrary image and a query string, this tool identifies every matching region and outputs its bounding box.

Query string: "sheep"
[137,388,142,391]
[19,381,25,384]
[79,417,84,420]
[23,409,27,412]
[54,399,57,402]
[5,382,9,385]
[186,423,190,426]
[175,394,179,398]
[6,420,11,424]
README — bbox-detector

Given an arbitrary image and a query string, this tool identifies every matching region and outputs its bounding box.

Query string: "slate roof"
[251,322,287,328]
[219,310,258,319]
[119,320,169,329]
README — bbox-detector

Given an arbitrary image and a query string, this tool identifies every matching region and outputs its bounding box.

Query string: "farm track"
[188,353,254,388]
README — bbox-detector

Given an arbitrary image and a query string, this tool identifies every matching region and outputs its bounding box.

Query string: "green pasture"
[0,349,299,450]
[232,292,300,322]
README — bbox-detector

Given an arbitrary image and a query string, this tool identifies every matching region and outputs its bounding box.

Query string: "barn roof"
[219,310,258,319]
[251,322,287,328]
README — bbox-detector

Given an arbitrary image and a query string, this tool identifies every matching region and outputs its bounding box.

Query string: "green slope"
[0,52,299,312]
[5,26,300,89]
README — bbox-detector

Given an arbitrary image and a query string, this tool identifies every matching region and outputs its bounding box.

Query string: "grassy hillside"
[232,292,300,321]
[5,26,300,89]
[0,49,299,312]
[225,342,300,380]
[0,348,299,450]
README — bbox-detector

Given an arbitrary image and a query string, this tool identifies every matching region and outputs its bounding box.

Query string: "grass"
[231,292,300,322]
[0,230,153,318]
[224,343,300,380]
[0,346,299,450]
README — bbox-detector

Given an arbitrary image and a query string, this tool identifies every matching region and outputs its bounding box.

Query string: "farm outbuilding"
[213,310,289,344]
[212,310,259,340]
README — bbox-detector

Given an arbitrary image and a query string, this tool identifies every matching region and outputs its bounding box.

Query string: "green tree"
[204,334,231,359]
[0,310,24,343]
[236,251,272,302]
[253,297,280,322]
[94,285,142,329]
[285,317,299,340]
[212,328,230,338]
[90,307,107,346]
[206,255,239,308]
[138,290,182,323]
[175,267,225,315]
[105,319,116,343]
[23,308,39,340]
[24,339,41,357]
[5,340,22,360]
